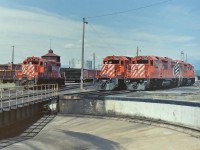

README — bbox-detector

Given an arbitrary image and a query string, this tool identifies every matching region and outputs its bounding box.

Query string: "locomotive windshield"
[23,57,39,65]
[108,60,119,64]
[137,60,148,64]
[27,61,38,65]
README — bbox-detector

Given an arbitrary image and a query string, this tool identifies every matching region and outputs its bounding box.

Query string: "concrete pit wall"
[0,102,48,128]
[59,96,200,130]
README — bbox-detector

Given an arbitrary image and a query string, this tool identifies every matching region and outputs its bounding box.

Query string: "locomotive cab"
[95,55,131,90]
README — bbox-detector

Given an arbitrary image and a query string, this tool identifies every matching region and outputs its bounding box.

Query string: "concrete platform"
[3,115,200,150]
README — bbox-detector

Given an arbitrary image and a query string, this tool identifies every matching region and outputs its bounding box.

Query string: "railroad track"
[62,90,134,100]
[59,83,93,92]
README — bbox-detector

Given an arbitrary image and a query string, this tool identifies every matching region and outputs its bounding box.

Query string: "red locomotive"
[125,55,195,90]
[15,56,65,86]
[174,60,195,86]
[95,55,131,90]
[0,64,21,83]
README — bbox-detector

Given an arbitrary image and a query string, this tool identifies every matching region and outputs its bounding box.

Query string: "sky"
[0,0,200,69]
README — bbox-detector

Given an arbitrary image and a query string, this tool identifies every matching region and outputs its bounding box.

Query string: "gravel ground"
[122,81,200,102]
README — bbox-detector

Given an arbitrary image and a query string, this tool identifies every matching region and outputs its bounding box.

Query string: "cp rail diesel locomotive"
[95,55,131,90]
[15,56,65,86]
[96,55,195,91]
[125,56,195,90]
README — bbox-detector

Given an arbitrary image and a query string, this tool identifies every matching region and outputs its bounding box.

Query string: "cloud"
[162,4,200,30]
[0,6,83,63]
[0,4,199,70]
[131,32,194,43]
[64,43,76,49]
[0,7,81,38]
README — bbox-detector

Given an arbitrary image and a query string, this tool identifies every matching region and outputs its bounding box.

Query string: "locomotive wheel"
[100,82,107,90]
[132,82,138,89]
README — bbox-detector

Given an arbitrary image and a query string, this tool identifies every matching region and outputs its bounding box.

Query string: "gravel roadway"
[121,81,200,102]
[3,115,200,150]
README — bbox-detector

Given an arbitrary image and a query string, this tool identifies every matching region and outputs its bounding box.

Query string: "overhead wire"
[85,0,171,54]
[87,0,171,19]
[88,23,117,52]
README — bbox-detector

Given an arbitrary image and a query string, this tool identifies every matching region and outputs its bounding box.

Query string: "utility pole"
[11,46,14,70]
[136,46,141,56]
[93,52,95,84]
[185,53,187,62]
[93,53,95,71]
[181,51,184,61]
[80,17,88,90]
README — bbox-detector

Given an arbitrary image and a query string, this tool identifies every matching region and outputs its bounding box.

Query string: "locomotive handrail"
[0,84,58,112]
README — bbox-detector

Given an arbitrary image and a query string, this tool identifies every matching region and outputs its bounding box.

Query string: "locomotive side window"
[184,64,187,70]
[162,61,168,69]
[154,60,159,68]
[121,61,124,66]
[150,60,153,66]
[40,62,43,66]
[171,62,175,68]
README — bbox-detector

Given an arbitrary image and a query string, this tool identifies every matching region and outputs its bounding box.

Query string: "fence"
[0,84,58,112]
